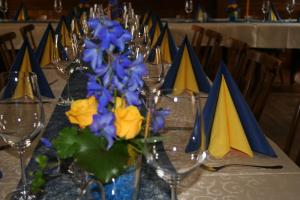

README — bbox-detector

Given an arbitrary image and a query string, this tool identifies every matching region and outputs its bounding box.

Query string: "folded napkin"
[2,39,54,99]
[55,16,72,48]
[14,2,29,22]
[268,3,281,22]
[161,36,211,94]
[186,63,276,158]
[149,15,163,48]
[227,0,238,8]
[66,11,83,36]
[148,23,177,64]
[142,10,153,28]
[36,24,67,67]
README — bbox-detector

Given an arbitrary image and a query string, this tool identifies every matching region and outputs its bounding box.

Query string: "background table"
[166,21,300,49]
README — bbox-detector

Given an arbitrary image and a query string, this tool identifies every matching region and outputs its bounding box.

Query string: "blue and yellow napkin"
[36,24,67,67]
[142,10,153,28]
[186,63,276,158]
[268,3,281,22]
[55,16,72,47]
[2,39,54,99]
[149,15,163,48]
[14,2,29,22]
[161,36,211,94]
[148,23,177,64]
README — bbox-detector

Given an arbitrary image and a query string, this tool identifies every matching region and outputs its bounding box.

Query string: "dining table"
[0,62,300,199]
[164,18,300,49]
[2,19,300,49]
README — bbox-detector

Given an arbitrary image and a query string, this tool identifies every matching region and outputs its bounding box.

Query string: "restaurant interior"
[0,0,300,199]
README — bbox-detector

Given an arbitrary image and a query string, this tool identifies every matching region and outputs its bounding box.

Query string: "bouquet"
[32,16,169,192]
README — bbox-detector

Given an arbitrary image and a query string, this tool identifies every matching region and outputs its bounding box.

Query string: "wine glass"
[184,0,193,17]
[0,71,45,200]
[286,0,295,22]
[261,0,270,22]
[54,0,63,14]
[145,89,207,200]
[142,47,166,97]
[56,60,75,106]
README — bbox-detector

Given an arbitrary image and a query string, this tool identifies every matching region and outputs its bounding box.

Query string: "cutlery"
[49,79,58,86]
[200,164,283,172]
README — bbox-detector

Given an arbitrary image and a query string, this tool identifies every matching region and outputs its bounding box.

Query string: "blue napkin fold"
[147,23,177,64]
[187,62,276,157]
[2,39,54,99]
[161,36,211,94]
[14,2,29,21]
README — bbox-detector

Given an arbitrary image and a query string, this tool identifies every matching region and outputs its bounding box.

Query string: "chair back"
[191,25,205,57]
[0,72,8,91]
[20,24,36,50]
[223,38,248,80]
[237,50,281,120]
[201,29,223,80]
[0,32,17,72]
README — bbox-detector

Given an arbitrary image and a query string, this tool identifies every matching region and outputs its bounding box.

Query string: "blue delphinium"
[83,17,148,148]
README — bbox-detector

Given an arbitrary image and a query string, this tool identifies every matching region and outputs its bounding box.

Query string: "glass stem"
[67,78,70,101]
[170,183,178,200]
[18,148,27,197]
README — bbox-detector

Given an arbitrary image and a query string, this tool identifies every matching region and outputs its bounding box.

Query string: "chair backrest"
[191,25,205,57]
[0,32,17,72]
[237,50,281,120]
[20,24,36,50]
[201,29,223,80]
[0,72,8,91]
[222,38,248,80]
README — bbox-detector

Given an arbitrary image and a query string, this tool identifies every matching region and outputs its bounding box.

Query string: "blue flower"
[83,40,104,71]
[151,109,170,133]
[125,90,140,106]
[90,112,116,149]
[40,137,52,148]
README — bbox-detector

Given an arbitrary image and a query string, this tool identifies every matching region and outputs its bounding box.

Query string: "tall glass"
[0,71,45,200]
[286,0,295,22]
[54,0,63,14]
[184,0,193,17]
[145,89,207,200]
[261,0,270,22]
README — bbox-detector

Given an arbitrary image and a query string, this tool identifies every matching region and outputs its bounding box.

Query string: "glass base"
[57,97,73,106]
[5,189,36,200]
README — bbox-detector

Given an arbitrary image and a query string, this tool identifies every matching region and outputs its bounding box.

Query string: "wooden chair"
[201,29,223,80]
[0,32,17,72]
[284,99,300,163]
[237,50,281,120]
[20,24,36,50]
[191,25,205,57]
[222,38,248,80]
[0,72,8,91]
[284,73,300,166]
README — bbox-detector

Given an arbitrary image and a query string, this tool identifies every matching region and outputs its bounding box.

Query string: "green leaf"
[31,170,45,194]
[75,140,130,184]
[52,127,80,159]
[35,155,48,169]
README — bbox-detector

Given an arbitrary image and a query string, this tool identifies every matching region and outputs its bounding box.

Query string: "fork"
[200,164,283,172]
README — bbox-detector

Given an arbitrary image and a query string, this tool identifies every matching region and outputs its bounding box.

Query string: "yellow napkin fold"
[12,49,34,99]
[40,32,60,67]
[160,30,172,64]
[208,76,253,158]
[173,46,200,94]
[17,8,26,22]
[60,21,72,47]
[151,23,161,48]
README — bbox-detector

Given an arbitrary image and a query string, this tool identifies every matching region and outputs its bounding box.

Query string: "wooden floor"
[259,69,300,163]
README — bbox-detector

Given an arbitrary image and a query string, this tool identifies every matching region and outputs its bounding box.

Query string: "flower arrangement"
[226,0,240,20]
[34,16,168,190]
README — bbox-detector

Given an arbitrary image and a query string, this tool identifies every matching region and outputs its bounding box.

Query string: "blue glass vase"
[79,156,142,200]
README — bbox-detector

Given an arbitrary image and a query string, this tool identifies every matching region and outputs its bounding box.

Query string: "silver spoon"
[201,164,283,172]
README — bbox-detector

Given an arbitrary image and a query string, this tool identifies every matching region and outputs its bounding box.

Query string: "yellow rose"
[115,105,144,140]
[66,96,98,128]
